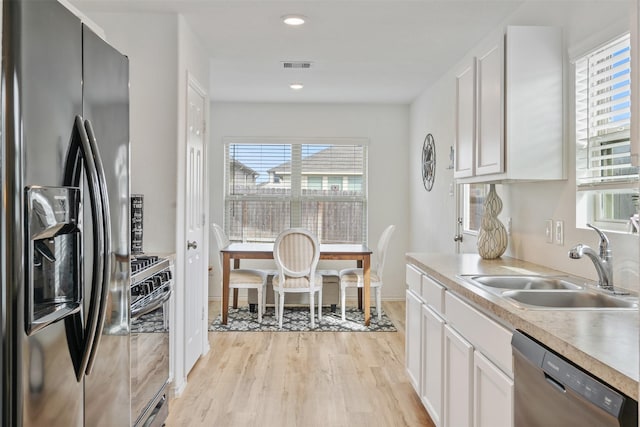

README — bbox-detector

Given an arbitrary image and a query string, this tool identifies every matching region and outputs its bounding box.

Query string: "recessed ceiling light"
[290,83,304,90]
[282,15,306,26]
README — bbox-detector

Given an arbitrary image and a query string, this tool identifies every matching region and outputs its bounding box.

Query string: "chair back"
[374,224,396,281]
[211,223,230,272]
[273,228,320,288]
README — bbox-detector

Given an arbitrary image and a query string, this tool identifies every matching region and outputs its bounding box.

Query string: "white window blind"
[576,34,638,187]
[224,142,368,244]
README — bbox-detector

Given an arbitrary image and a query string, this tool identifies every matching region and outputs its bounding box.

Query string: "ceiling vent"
[282,61,313,69]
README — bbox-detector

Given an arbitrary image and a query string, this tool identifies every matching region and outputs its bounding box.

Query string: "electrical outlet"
[555,220,564,245]
[545,219,553,243]
[506,217,512,235]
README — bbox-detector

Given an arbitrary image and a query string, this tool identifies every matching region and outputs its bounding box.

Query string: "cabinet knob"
[187,240,198,250]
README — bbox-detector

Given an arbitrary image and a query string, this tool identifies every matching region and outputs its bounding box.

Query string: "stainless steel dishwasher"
[512,330,637,427]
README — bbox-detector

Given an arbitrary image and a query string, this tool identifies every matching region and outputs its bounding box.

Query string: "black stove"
[129,254,173,427]
[130,255,160,275]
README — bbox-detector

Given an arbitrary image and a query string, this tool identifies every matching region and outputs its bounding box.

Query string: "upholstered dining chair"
[339,224,396,321]
[272,228,323,329]
[211,223,268,322]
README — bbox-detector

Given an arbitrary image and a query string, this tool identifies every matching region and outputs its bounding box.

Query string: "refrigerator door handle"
[83,119,112,376]
[62,115,107,381]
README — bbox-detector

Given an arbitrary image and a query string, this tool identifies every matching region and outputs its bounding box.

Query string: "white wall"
[409,77,459,255]
[84,10,211,394]
[175,14,211,392]
[87,12,179,253]
[209,102,410,300]
[409,1,639,290]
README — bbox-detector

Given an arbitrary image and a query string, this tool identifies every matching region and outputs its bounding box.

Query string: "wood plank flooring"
[165,301,435,427]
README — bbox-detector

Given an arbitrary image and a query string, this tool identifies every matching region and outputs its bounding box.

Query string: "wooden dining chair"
[339,224,396,321]
[211,223,268,322]
[272,228,323,329]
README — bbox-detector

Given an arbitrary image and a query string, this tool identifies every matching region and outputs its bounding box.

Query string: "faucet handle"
[586,223,610,258]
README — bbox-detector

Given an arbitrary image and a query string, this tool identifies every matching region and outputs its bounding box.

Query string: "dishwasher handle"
[544,373,566,393]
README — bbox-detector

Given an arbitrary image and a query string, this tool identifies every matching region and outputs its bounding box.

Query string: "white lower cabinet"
[444,325,474,427]
[405,264,514,427]
[406,289,422,392]
[421,305,444,426]
[473,351,514,427]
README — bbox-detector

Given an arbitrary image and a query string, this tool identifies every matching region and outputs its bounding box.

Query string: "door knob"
[187,240,198,250]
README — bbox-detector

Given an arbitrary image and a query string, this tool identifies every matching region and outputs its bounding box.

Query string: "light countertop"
[406,252,639,400]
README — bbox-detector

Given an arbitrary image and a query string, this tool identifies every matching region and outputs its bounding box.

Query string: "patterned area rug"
[210,306,397,332]
[131,311,167,333]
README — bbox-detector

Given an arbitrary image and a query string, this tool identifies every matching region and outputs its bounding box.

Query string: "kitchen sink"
[459,274,638,310]
[464,275,583,290]
[502,290,639,310]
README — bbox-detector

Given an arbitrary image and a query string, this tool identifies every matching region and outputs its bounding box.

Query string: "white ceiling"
[71,0,532,103]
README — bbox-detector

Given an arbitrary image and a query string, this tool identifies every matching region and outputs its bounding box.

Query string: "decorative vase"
[477,184,508,259]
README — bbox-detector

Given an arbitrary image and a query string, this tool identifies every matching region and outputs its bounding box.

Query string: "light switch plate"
[545,219,553,243]
[555,220,564,245]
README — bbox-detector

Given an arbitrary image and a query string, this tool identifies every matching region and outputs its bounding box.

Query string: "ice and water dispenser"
[25,186,82,334]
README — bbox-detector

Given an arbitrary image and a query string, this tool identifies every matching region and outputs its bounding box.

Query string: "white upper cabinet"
[476,42,505,176]
[455,26,564,183]
[455,62,476,178]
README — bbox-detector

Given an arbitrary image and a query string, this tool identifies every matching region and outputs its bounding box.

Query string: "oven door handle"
[132,287,173,320]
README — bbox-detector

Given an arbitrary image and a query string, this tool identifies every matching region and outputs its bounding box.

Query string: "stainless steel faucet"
[568,224,614,291]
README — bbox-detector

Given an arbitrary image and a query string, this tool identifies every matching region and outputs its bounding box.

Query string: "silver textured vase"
[477,184,508,259]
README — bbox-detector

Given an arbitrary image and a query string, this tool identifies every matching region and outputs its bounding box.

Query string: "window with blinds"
[575,33,639,230]
[224,141,368,243]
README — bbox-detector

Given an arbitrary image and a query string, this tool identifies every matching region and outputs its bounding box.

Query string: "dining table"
[220,243,374,326]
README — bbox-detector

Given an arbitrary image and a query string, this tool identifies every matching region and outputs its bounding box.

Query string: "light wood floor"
[164,300,435,427]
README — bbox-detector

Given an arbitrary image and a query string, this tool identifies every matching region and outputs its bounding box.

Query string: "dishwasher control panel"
[512,330,637,427]
[542,350,623,417]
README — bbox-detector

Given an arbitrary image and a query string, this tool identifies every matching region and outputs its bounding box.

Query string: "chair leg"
[317,288,322,321]
[257,287,263,323]
[341,284,347,321]
[262,285,267,315]
[278,292,285,329]
[376,287,382,321]
[274,290,279,325]
[309,292,315,329]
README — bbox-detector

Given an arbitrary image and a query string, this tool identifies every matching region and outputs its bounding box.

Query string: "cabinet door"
[476,42,504,176]
[444,325,473,427]
[421,305,444,427]
[473,351,514,427]
[454,61,476,178]
[405,289,422,393]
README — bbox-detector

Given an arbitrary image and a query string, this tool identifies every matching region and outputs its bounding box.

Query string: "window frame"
[462,183,488,235]
[573,32,639,234]
[222,137,369,244]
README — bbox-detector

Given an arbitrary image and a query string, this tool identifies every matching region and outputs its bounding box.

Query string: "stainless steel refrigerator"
[1,0,131,425]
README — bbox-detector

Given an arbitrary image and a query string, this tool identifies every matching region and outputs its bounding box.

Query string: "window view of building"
[224,142,368,243]
[575,33,639,232]
[464,183,488,233]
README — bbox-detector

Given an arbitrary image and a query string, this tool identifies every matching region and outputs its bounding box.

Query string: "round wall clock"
[422,133,436,191]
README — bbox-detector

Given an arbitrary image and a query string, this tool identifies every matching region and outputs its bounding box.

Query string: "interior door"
[184,78,207,375]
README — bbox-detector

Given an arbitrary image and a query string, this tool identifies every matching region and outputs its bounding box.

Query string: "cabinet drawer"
[445,292,513,377]
[406,264,422,296]
[422,275,445,315]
